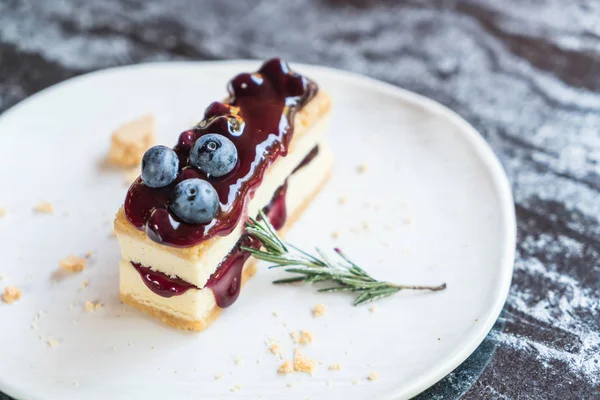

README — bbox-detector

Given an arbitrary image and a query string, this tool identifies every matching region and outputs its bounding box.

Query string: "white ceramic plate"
[0,61,515,400]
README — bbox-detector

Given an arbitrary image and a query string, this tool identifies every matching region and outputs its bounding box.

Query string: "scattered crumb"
[85,300,102,312]
[331,231,340,239]
[272,311,279,317]
[338,196,347,205]
[437,338,441,341]
[293,348,317,375]
[108,114,156,167]
[282,322,288,327]
[111,346,117,352]
[368,371,379,381]
[230,384,242,392]
[31,323,38,330]
[72,319,78,325]
[0,274,4,280]
[268,342,281,356]
[215,373,223,380]
[80,280,89,289]
[357,163,368,173]
[286,383,294,388]
[290,330,313,345]
[312,304,326,317]
[59,255,87,273]
[327,380,333,386]
[278,361,293,374]
[234,357,243,365]
[34,201,54,214]
[362,221,370,231]
[474,319,479,322]
[369,305,377,313]
[352,379,359,385]
[85,251,94,259]
[329,363,341,371]
[0,207,7,217]
[2,286,21,304]
[47,338,59,348]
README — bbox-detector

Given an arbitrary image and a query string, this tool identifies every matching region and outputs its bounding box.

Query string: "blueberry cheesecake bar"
[114,59,333,330]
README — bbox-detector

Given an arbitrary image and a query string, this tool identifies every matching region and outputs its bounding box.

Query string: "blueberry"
[190,134,238,177]
[141,145,179,188]
[170,179,219,224]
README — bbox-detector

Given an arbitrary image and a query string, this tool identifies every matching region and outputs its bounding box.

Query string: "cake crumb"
[268,342,281,355]
[34,201,55,214]
[47,338,59,348]
[215,373,223,380]
[357,163,368,173]
[234,357,243,365]
[272,311,279,317]
[368,371,379,381]
[0,274,4,280]
[338,196,347,205]
[230,384,242,392]
[353,379,359,385]
[80,280,89,289]
[293,348,317,375]
[85,251,94,259]
[278,360,294,374]
[286,383,294,388]
[312,304,326,317]
[327,380,333,386]
[0,208,7,217]
[108,114,156,167]
[291,330,313,345]
[72,319,78,325]
[2,286,21,304]
[369,305,377,313]
[85,300,102,312]
[31,323,38,330]
[329,363,341,371]
[59,255,87,273]
[331,231,340,239]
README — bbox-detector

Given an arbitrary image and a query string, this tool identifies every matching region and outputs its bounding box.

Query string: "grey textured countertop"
[1,1,599,398]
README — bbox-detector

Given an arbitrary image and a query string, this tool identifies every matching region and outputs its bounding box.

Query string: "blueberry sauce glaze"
[132,146,317,307]
[124,59,318,247]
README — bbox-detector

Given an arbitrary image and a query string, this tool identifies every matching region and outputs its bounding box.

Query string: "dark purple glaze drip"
[131,262,198,298]
[262,182,288,231]
[292,145,319,174]
[124,59,317,248]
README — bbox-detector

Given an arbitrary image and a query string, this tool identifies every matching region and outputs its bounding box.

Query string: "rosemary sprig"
[242,211,447,305]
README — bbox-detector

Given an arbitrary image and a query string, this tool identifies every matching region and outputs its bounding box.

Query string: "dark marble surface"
[1,0,599,399]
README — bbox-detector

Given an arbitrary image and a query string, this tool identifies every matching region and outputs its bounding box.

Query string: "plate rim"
[0,59,516,400]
